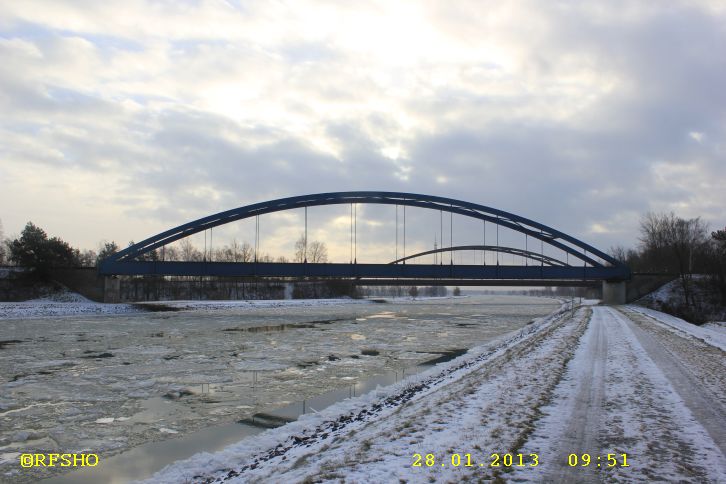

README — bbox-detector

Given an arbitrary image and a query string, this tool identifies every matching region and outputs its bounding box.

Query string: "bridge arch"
[100,191,629,282]
[389,245,568,267]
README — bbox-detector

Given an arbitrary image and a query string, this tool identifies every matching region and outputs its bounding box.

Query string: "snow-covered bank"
[628,305,726,352]
[141,302,579,483]
[143,302,726,484]
[0,291,140,319]
[139,295,468,311]
[0,295,368,320]
[3,295,558,483]
[0,293,473,320]
[136,297,372,312]
[638,277,726,323]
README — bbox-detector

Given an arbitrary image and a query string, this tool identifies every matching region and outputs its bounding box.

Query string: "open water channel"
[0,295,559,482]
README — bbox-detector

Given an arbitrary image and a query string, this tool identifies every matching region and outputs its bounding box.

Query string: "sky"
[1,0,725,264]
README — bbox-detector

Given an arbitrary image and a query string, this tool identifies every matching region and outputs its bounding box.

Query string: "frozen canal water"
[0,295,558,482]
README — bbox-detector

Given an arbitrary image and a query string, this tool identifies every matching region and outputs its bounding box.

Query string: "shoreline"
[0,293,477,321]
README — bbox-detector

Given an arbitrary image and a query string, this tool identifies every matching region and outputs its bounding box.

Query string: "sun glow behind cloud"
[0,0,725,256]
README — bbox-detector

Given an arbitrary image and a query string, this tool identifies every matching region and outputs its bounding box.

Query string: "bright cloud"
[1,0,725,258]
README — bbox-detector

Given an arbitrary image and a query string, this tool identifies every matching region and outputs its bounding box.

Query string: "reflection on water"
[44,351,461,484]
[222,318,346,333]
[43,418,266,484]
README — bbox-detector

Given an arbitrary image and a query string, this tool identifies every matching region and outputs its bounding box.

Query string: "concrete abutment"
[602,280,626,305]
[103,276,121,303]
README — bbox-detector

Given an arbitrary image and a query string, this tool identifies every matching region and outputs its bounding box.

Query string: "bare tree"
[294,233,306,262]
[179,238,202,262]
[307,240,328,263]
[668,216,708,307]
[161,245,179,261]
[639,212,674,271]
[712,227,726,303]
[609,245,632,264]
[215,239,253,262]
[638,212,709,306]
[639,212,670,251]
[293,233,328,263]
[228,239,244,262]
[239,241,253,262]
[258,253,274,262]
[0,218,5,264]
[609,245,641,269]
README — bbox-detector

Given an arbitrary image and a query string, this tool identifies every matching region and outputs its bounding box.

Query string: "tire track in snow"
[616,306,726,456]
[141,304,726,483]
[543,306,606,484]
[605,307,724,483]
[163,304,587,484]
[515,306,726,483]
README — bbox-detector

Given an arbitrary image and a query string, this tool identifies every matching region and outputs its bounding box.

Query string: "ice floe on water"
[1,294,559,482]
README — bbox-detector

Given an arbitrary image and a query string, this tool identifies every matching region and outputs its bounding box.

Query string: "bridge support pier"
[602,280,626,305]
[103,276,120,303]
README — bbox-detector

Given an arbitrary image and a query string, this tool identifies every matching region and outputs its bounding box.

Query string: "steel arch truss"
[99,191,630,281]
[389,245,567,267]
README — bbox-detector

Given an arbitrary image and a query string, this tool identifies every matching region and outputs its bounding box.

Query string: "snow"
[141,303,580,483]
[644,278,680,304]
[0,267,25,279]
[0,293,429,320]
[705,321,726,333]
[640,276,709,308]
[515,306,725,482]
[5,291,723,482]
[28,291,93,303]
[0,292,476,321]
[628,305,726,352]
[604,308,725,483]
[137,298,373,312]
[0,289,140,319]
[2,295,558,482]
[0,300,139,319]
[142,303,726,484]
[638,276,726,323]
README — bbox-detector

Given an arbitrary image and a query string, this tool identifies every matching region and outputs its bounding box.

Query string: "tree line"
[0,220,329,275]
[611,212,726,321]
[119,233,328,264]
[360,285,449,298]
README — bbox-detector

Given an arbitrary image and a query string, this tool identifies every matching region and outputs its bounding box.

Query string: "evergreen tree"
[8,222,78,276]
[97,241,120,264]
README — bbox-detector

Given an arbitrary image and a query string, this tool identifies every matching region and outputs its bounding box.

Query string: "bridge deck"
[99,261,628,282]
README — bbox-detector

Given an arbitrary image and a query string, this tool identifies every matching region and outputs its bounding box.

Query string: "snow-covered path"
[148,304,726,483]
[144,304,587,483]
[618,306,726,456]
[521,306,726,483]
[536,306,609,484]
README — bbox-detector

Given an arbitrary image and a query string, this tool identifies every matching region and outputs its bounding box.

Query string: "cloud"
[1,0,725,260]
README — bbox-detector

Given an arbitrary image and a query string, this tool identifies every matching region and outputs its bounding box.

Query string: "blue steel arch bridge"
[98,191,630,287]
